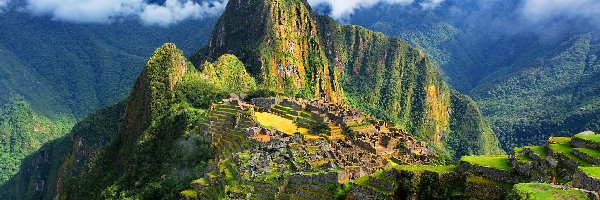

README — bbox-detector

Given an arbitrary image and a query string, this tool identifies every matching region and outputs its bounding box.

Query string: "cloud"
[521,0,600,26]
[308,0,415,19]
[420,0,444,10]
[0,0,9,12]
[24,0,226,26]
[139,0,227,26]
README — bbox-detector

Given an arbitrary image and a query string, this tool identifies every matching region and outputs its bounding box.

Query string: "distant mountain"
[0,9,217,188]
[349,0,600,149]
[0,10,217,118]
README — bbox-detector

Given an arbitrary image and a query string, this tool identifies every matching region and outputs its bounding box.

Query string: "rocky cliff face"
[316,16,451,144]
[192,0,341,102]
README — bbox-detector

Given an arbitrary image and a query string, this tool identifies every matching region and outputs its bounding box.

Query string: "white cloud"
[420,0,444,10]
[24,0,226,26]
[308,0,415,19]
[0,0,9,12]
[139,0,226,26]
[521,0,600,24]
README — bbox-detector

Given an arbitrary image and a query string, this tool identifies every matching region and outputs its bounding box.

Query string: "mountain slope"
[192,0,341,101]
[0,97,74,185]
[0,10,218,189]
[472,33,600,148]
[193,0,502,156]
[349,1,600,149]
[0,10,218,118]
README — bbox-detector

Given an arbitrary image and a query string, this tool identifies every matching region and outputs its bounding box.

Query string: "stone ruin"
[233,98,435,178]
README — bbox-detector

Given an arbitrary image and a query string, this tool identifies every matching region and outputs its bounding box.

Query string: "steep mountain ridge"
[193,0,502,155]
[192,0,341,102]
[349,1,600,150]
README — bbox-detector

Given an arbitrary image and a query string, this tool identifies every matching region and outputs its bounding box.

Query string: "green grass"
[575,148,600,159]
[579,167,600,179]
[525,146,548,158]
[180,190,199,199]
[549,144,592,166]
[466,176,512,188]
[460,156,512,170]
[392,165,457,173]
[574,133,600,143]
[255,112,309,134]
[192,178,209,187]
[514,183,589,200]
[514,147,535,163]
[549,137,572,145]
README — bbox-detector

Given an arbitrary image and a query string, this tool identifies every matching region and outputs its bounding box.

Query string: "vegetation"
[392,165,457,173]
[575,148,600,158]
[526,146,549,158]
[579,167,600,179]
[0,101,125,200]
[255,112,308,134]
[514,183,590,200]
[549,144,592,166]
[349,2,600,152]
[309,120,331,135]
[0,97,74,185]
[574,133,600,143]
[460,155,512,170]
[201,54,257,94]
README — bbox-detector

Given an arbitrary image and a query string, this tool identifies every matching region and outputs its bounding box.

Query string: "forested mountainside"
[1,0,502,198]
[192,0,502,157]
[0,10,217,118]
[349,0,600,150]
[0,9,218,186]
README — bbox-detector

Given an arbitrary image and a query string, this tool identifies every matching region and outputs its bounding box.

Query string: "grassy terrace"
[549,137,572,144]
[575,148,600,158]
[514,183,589,200]
[579,167,600,179]
[390,164,457,173]
[514,147,535,163]
[460,156,512,170]
[525,146,548,158]
[574,133,600,143]
[549,144,592,166]
[255,112,308,134]
[467,176,512,188]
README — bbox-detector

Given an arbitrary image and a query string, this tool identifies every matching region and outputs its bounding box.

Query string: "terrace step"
[548,143,592,170]
[459,156,520,183]
[573,148,600,165]
[572,132,600,149]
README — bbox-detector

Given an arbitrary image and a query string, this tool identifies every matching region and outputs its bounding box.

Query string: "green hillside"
[349,2,600,150]
[0,10,218,189]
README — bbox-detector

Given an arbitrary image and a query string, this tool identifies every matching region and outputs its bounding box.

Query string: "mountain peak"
[192,0,341,102]
[121,43,188,146]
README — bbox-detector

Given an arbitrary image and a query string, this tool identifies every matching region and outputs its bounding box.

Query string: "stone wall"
[573,170,600,192]
[350,184,389,200]
[288,172,338,185]
[458,161,520,183]
[571,137,600,149]
[573,149,600,165]
[251,98,282,110]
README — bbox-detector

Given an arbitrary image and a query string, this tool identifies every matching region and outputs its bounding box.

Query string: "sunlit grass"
[255,112,308,134]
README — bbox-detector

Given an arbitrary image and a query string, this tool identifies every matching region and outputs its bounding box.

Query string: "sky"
[0,0,598,27]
